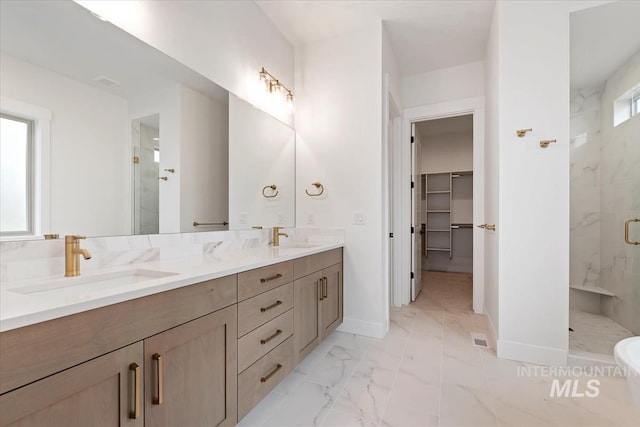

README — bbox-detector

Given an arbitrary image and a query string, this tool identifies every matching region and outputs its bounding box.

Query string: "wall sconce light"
[259,67,294,108]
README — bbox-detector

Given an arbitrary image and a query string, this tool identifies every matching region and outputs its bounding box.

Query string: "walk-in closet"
[417,114,473,274]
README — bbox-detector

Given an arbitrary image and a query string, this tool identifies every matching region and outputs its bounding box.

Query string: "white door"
[411,123,423,301]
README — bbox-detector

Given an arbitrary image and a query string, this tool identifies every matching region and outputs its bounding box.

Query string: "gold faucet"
[272,226,288,247]
[65,235,92,277]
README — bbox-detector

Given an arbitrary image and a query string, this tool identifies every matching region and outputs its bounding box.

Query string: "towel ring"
[262,184,278,198]
[305,182,324,197]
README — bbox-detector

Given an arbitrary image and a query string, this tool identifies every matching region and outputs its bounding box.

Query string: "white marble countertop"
[0,243,343,332]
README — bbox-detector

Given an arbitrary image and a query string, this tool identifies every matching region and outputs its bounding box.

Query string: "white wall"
[402,61,485,108]
[419,130,473,174]
[180,86,228,232]
[0,53,130,237]
[295,23,386,337]
[75,0,294,127]
[487,1,609,366]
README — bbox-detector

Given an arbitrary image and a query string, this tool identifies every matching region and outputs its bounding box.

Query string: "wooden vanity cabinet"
[144,306,237,427]
[293,249,343,362]
[0,342,144,427]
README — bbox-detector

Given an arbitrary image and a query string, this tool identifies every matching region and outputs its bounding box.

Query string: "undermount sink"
[8,269,178,302]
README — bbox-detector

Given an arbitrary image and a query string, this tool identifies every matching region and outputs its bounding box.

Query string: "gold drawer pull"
[129,363,141,419]
[260,329,283,345]
[152,353,163,405]
[260,273,283,283]
[318,278,324,301]
[260,363,283,383]
[323,277,328,299]
[260,300,282,312]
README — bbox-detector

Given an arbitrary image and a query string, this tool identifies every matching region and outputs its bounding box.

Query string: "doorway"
[398,97,485,313]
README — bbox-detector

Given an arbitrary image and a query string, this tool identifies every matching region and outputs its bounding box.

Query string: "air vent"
[93,75,120,87]
[471,332,489,348]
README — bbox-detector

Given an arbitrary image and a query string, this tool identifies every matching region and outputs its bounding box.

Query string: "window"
[0,113,33,236]
[632,88,640,117]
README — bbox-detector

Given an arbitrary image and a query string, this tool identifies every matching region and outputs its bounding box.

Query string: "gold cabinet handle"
[260,300,282,312]
[323,277,328,299]
[129,363,141,419]
[152,353,163,405]
[318,278,324,301]
[625,218,640,245]
[260,363,282,383]
[260,273,283,283]
[260,329,283,345]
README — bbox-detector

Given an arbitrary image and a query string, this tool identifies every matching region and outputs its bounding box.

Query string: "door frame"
[398,96,485,313]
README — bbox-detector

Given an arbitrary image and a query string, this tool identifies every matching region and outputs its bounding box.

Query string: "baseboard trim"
[498,339,568,366]
[337,317,386,339]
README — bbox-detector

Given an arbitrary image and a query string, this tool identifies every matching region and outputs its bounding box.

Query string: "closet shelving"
[425,171,473,260]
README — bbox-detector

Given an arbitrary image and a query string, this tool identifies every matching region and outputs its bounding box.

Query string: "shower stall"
[569,40,639,359]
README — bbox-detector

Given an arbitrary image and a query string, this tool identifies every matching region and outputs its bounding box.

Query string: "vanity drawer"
[237,261,293,301]
[293,248,342,279]
[237,337,294,420]
[238,309,293,373]
[237,282,293,336]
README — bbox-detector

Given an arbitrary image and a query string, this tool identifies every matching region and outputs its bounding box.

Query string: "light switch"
[353,212,366,225]
[239,213,248,225]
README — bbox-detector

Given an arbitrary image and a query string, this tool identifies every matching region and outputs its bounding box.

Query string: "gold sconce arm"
[262,184,278,198]
[624,218,639,245]
[305,182,324,197]
[517,128,532,137]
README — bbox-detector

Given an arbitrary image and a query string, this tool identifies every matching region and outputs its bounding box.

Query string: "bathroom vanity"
[0,246,343,426]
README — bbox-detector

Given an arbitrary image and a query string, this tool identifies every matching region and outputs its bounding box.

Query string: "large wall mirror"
[0,0,295,240]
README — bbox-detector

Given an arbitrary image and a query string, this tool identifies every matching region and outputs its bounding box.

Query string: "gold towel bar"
[305,182,324,197]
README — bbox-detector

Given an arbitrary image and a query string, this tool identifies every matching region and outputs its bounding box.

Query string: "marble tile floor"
[569,309,634,355]
[238,271,640,427]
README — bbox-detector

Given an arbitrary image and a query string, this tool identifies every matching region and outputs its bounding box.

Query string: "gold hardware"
[129,363,140,419]
[152,353,163,405]
[252,226,263,229]
[260,273,283,283]
[164,168,175,173]
[305,182,325,197]
[44,233,59,239]
[193,221,228,227]
[259,67,294,104]
[262,184,278,198]
[272,226,288,246]
[477,224,486,229]
[260,363,283,383]
[624,218,640,245]
[516,128,532,137]
[539,139,557,148]
[323,277,328,299]
[132,156,139,164]
[318,279,324,301]
[158,176,168,181]
[260,329,283,345]
[65,235,91,277]
[260,300,283,312]
[485,224,496,231]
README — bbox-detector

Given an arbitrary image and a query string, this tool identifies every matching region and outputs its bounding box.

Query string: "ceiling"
[570,1,640,88]
[255,0,495,76]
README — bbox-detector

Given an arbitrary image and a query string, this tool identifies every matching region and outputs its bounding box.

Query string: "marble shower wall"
[570,86,602,290]
[0,227,344,283]
[599,51,640,335]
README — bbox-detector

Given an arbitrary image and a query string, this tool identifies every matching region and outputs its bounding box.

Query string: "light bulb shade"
[286,91,294,102]
[259,68,268,81]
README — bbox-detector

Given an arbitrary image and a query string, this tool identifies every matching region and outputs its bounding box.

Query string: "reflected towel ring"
[262,184,278,198]
[305,182,324,197]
